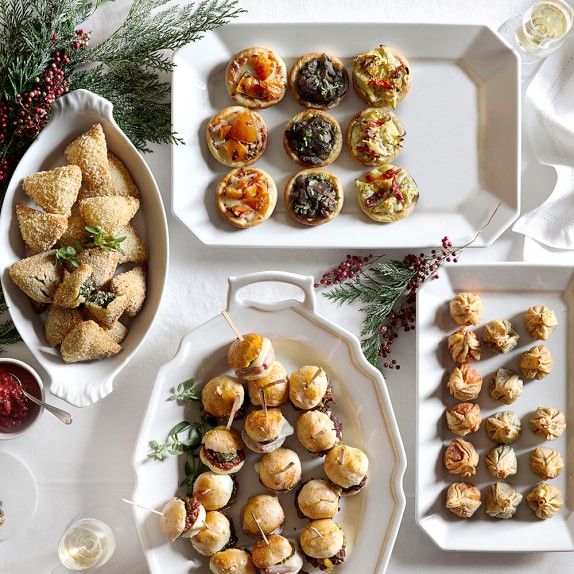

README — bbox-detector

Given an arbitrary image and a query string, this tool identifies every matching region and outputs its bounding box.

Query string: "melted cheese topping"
[220,169,272,223]
[349,108,403,164]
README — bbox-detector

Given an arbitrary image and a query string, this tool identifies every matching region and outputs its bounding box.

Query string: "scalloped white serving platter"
[0,89,169,407]
[132,271,407,574]
[172,23,520,248]
[416,263,574,552]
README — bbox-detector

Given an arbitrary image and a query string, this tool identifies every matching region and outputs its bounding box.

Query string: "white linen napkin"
[513,34,574,250]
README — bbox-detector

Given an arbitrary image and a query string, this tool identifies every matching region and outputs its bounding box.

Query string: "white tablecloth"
[1,0,570,572]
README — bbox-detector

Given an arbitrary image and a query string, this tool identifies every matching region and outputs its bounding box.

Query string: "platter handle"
[227,271,315,313]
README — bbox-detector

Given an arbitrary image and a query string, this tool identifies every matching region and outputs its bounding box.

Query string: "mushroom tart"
[284,169,343,226]
[289,52,349,109]
[283,110,342,167]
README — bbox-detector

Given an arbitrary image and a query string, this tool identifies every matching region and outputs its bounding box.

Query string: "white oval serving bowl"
[0,89,169,407]
[131,271,406,574]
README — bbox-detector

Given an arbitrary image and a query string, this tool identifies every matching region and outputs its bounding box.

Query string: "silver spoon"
[9,373,73,425]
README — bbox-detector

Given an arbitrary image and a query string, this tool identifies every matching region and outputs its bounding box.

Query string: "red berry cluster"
[315,254,376,288]
[315,236,461,370]
[13,49,72,138]
[71,29,91,51]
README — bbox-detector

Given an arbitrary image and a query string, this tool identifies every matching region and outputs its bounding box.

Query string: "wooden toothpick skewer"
[260,389,268,418]
[339,446,346,466]
[121,498,164,516]
[226,393,242,429]
[252,513,269,545]
[263,378,287,389]
[221,311,244,341]
[201,488,212,495]
[311,526,324,539]
[305,367,323,389]
[278,461,295,474]
[316,497,336,505]
[312,429,326,440]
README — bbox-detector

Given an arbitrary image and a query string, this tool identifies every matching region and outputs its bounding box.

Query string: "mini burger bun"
[228,333,265,369]
[256,448,302,492]
[210,548,256,574]
[160,497,187,542]
[297,479,341,519]
[324,444,369,490]
[244,408,285,442]
[242,494,285,536]
[296,410,339,453]
[192,511,232,556]
[193,472,235,511]
[289,365,328,410]
[200,427,245,474]
[248,361,289,406]
[252,534,293,568]
[202,375,244,419]
[300,519,344,559]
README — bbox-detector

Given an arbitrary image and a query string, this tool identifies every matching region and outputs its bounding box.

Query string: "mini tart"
[289,52,349,109]
[346,107,405,166]
[352,45,410,108]
[226,47,287,109]
[206,106,267,168]
[356,165,419,223]
[284,169,343,226]
[283,110,342,167]
[216,167,277,229]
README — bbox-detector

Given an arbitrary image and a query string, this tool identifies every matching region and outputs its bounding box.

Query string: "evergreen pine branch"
[78,0,246,72]
[0,318,20,351]
[71,64,176,151]
[0,0,96,100]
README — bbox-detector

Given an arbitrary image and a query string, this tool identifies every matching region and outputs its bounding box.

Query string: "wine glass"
[499,1,574,70]
[53,506,128,572]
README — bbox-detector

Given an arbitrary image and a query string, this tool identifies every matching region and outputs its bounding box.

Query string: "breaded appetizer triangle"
[15,203,67,254]
[60,320,122,363]
[84,292,128,329]
[117,224,148,265]
[106,321,128,344]
[22,165,81,215]
[52,264,93,308]
[109,266,146,317]
[78,153,141,200]
[64,123,109,188]
[9,250,63,303]
[45,305,84,346]
[78,196,139,235]
[77,248,120,287]
[57,204,88,247]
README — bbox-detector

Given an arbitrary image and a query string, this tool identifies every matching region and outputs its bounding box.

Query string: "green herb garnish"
[147,420,205,461]
[179,456,204,494]
[54,246,80,268]
[85,226,127,255]
[168,378,201,405]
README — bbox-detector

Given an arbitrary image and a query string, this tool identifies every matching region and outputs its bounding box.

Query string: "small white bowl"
[0,358,44,439]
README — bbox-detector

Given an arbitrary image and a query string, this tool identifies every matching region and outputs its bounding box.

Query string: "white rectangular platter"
[172,23,520,248]
[416,263,574,552]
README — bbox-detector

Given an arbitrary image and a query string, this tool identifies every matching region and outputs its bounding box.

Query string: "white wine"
[516,0,574,55]
[58,518,115,571]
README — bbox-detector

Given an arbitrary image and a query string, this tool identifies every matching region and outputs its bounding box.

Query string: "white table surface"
[0,0,569,572]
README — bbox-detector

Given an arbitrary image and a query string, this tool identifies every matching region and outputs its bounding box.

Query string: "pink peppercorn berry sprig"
[314,254,378,288]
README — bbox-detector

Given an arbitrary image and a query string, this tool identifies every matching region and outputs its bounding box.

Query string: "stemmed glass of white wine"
[500,0,573,66]
[53,506,127,572]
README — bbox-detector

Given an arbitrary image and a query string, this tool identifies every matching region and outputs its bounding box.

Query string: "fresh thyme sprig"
[147,420,205,461]
[85,226,126,255]
[168,378,201,405]
[54,245,80,268]
[179,456,204,494]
